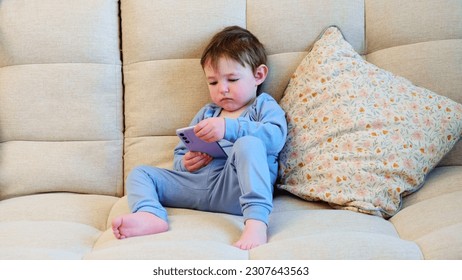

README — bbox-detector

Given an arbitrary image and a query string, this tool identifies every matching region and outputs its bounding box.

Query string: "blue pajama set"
[126,93,287,225]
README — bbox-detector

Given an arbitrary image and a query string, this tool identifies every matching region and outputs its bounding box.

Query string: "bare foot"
[233,219,267,250]
[112,212,168,239]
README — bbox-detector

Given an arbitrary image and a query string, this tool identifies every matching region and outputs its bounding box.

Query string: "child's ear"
[254,64,268,86]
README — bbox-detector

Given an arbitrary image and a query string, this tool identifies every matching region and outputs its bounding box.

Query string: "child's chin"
[220,103,238,111]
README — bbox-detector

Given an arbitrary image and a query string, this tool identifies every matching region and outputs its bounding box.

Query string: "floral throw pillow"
[277,26,462,218]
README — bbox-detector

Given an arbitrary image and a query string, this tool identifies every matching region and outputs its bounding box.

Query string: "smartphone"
[176,126,228,158]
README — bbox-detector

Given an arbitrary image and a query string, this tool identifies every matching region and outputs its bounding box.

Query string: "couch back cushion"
[0,0,124,199]
[365,0,462,165]
[121,0,365,182]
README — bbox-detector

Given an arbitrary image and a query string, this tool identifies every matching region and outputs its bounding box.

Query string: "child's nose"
[219,82,229,94]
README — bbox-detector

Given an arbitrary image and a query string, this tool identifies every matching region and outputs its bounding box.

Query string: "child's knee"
[233,136,266,155]
[128,165,149,177]
[126,165,157,185]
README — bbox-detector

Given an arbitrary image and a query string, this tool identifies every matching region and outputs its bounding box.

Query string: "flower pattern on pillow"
[277,26,462,218]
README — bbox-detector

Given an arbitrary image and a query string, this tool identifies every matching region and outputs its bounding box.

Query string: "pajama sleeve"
[223,93,287,155]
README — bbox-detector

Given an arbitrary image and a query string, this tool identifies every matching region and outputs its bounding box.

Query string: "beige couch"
[1,0,461,260]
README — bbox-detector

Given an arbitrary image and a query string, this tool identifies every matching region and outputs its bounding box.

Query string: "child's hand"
[183,151,213,172]
[194,117,225,143]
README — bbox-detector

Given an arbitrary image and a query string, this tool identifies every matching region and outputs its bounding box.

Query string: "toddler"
[112,26,287,250]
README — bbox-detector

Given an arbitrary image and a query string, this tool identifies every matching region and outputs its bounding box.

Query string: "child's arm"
[223,95,287,155]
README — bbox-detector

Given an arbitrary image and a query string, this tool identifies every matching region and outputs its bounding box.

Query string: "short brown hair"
[200,26,267,74]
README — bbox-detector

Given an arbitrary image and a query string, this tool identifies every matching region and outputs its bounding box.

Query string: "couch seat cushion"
[89,195,422,260]
[391,166,462,259]
[0,193,118,260]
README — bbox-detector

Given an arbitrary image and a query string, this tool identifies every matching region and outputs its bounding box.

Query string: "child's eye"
[229,78,239,82]
[208,81,218,86]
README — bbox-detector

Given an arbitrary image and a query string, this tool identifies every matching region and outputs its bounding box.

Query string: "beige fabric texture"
[247,0,365,55]
[89,196,423,260]
[124,60,211,137]
[0,0,124,199]
[391,167,462,259]
[1,0,461,260]
[365,0,462,53]
[0,0,120,66]
[0,193,118,259]
[121,0,246,64]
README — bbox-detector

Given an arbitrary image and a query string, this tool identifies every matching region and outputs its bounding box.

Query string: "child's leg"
[112,165,210,239]
[209,136,277,249]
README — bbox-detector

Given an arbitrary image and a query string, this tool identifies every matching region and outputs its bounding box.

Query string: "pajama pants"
[126,136,278,225]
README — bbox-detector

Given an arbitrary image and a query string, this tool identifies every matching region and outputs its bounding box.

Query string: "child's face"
[203,57,266,113]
